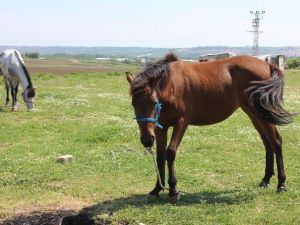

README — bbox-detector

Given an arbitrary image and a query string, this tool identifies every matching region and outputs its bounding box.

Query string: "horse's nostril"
[150,136,155,143]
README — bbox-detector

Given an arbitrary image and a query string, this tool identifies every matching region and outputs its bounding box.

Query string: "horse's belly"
[189,101,239,125]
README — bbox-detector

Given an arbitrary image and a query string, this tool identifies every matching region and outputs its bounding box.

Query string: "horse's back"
[172,55,270,77]
[225,55,271,79]
[167,56,273,125]
[0,49,23,64]
[170,55,272,92]
[0,49,24,81]
[0,49,16,67]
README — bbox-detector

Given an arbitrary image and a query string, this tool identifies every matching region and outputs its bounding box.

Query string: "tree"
[290,60,300,69]
[25,52,40,59]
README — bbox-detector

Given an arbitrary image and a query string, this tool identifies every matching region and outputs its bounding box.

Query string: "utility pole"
[249,10,265,56]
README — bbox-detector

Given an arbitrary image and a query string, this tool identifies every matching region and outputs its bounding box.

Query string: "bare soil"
[2,209,76,225]
[24,58,132,75]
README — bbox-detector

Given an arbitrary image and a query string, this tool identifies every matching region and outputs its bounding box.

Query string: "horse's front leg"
[149,127,168,197]
[167,118,188,203]
[14,83,19,105]
[5,80,10,106]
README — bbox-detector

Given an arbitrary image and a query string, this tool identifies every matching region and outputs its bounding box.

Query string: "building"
[255,55,285,70]
[198,53,285,71]
[199,52,236,61]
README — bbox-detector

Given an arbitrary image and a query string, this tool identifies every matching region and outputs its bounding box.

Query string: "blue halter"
[134,99,163,129]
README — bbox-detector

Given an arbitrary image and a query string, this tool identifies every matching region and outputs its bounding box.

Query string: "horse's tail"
[14,50,33,88]
[246,64,293,125]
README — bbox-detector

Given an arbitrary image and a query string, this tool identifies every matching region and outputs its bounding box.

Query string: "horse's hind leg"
[261,123,286,192]
[245,111,275,187]
[243,108,286,192]
[259,140,275,188]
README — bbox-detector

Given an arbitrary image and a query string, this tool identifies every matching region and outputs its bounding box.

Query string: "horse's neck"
[16,66,30,90]
[9,50,31,90]
[157,84,173,106]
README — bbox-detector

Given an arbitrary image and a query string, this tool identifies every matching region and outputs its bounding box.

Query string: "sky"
[0,0,299,48]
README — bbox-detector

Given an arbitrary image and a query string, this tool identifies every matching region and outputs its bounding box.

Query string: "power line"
[249,10,265,56]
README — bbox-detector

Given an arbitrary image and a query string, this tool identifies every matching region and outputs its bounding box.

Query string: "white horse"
[0,49,35,111]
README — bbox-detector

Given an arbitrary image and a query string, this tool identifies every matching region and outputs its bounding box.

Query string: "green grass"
[0,70,300,224]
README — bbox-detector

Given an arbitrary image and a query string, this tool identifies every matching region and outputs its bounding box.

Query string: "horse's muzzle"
[140,135,154,148]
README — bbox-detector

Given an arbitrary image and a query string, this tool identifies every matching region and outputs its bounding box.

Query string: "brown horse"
[126,53,293,202]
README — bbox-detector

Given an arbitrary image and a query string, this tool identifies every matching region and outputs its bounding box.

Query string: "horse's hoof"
[259,180,269,188]
[169,192,180,204]
[276,185,287,193]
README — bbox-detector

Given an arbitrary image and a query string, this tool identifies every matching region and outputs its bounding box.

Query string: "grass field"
[0,66,299,225]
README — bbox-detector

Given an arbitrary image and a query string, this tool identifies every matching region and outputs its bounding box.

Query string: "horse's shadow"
[61,189,256,224]
[1,189,256,225]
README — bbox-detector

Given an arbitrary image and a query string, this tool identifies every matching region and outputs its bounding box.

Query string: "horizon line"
[1,45,300,49]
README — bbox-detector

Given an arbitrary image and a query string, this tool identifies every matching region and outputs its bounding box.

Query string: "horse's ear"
[126,72,134,84]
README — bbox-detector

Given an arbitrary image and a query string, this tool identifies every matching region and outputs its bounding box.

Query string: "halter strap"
[22,87,34,104]
[134,99,163,129]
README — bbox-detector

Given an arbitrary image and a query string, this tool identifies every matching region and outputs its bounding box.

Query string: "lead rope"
[145,147,190,194]
[149,148,170,192]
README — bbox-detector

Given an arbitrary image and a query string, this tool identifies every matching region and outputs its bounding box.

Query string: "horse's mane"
[14,50,33,89]
[130,52,178,96]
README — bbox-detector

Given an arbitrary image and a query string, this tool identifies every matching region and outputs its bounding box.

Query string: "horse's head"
[22,86,35,112]
[126,72,163,148]
[126,53,177,148]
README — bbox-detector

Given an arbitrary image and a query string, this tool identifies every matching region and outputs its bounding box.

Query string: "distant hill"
[0,46,299,59]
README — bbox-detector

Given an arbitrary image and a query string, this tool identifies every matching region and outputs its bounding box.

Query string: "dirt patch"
[0,200,130,225]
[1,210,129,225]
[0,199,92,225]
[24,58,132,75]
[1,209,76,225]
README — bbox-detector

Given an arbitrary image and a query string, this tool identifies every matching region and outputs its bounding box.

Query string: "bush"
[25,52,40,58]
[286,58,300,69]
